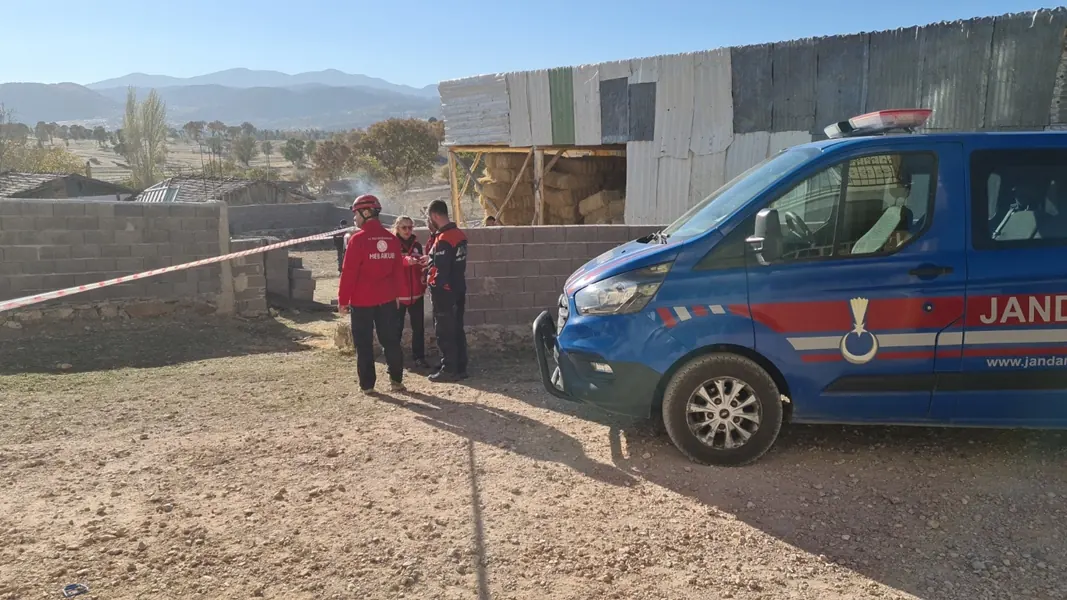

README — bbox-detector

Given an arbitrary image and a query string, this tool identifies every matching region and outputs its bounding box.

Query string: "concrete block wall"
[409,224,661,329]
[287,256,316,302]
[0,199,227,326]
[228,239,270,317]
[229,202,350,250]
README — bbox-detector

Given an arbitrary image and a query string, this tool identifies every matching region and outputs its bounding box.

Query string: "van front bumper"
[532,310,659,419]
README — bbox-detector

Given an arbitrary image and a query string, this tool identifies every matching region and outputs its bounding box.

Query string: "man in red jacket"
[338,194,406,395]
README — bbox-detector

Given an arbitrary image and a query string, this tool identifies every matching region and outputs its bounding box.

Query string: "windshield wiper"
[650,230,670,244]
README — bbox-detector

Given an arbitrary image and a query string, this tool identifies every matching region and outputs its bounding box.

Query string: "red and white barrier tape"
[0,226,355,314]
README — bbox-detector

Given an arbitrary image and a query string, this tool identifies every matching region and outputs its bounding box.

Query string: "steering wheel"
[782,210,813,242]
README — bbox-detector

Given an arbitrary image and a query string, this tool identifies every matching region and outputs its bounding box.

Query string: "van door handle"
[908,264,953,279]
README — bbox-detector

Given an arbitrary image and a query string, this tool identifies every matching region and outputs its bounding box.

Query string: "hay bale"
[553,157,598,175]
[583,206,611,224]
[543,188,574,208]
[484,153,526,170]
[543,171,588,190]
[578,190,622,216]
[479,181,513,200]
[608,200,625,217]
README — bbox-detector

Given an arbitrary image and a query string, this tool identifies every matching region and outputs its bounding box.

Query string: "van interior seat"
[851,205,914,255]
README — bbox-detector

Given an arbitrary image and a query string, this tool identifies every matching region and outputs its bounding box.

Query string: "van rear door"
[744,141,968,424]
[940,142,1067,426]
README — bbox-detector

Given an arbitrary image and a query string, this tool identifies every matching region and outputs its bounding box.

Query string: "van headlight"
[574,262,673,316]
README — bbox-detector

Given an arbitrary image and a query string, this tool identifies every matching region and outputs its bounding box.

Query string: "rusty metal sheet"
[439,74,510,145]
[625,141,659,224]
[600,77,629,144]
[866,26,921,112]
[527,69,553,146]
[769,131,813,155]
[918,18,995,131]
[814,34,869,135]
[549,67,575,145]
[573,63,601,146]
[731,44,773,134]
[689,151,727,207]
[725,132,770,181]
[629,82,657,142]
[655,156,692,223]
[655,53,696,158]
[986,8,1067,128]
[506,71,532,147]
[771,39,817,133]
[691,49,733,155]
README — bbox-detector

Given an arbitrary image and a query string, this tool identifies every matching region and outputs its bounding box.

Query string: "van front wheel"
[661,353,783,467]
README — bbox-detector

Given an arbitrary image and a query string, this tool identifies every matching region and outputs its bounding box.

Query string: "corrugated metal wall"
[443,8,1067,224]
[527,70,553,146]
[440,74,510,145]
[573,64,601,145]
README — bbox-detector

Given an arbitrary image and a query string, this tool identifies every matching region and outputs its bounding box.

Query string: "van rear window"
[970,149,1067,249]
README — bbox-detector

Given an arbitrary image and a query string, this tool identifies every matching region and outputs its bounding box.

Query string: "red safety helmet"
[352,194,382,213]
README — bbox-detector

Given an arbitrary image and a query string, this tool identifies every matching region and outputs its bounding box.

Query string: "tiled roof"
[0,172,68,197]
[0,171,133,198]
[134,176,316,203]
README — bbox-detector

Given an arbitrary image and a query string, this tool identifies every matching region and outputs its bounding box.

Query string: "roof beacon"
[824,109,933,139]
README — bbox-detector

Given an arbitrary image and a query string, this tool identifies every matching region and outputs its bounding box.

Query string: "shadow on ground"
[459,353,1067,600]
[378,390,636,489]
[0,317,315,374]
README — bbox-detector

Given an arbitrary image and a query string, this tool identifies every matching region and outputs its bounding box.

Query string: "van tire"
[661,353,783,467]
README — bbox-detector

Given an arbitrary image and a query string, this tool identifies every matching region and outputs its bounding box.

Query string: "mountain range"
[0,68,442,130]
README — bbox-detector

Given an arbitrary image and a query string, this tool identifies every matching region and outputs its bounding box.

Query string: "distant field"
[62,139,299,183]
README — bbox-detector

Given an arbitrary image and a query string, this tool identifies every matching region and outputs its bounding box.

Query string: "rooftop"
[134,176,316,203]
[0,171,132,198]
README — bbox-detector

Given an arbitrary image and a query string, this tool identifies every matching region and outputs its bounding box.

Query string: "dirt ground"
[2,257,1066,600]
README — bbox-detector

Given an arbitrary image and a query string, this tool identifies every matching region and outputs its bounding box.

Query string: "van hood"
[564,236,685,295]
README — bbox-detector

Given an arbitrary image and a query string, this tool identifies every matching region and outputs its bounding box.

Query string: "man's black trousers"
[349,301,404,390]
[432,292,467,374]
[396,297,426,361]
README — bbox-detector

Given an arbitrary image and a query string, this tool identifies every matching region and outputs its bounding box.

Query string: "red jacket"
[338,219,404,307]
[397,235,427,305]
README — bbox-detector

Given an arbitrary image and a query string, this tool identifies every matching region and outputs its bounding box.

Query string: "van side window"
[970,149,1067,249]
[766,152,937,262]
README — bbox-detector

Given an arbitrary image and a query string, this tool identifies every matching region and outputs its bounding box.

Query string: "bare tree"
[121,87,169,188]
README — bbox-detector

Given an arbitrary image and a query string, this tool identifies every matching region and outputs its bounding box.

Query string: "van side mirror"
[745,208,782,264]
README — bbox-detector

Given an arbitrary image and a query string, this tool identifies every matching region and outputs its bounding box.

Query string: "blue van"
[533,109,1067,466]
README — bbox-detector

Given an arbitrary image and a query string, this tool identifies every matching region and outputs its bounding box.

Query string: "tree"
[357,118,440,190]
[58,125,70,145]
[92,126,108,147]
[226,125,242,140]
[240,121,257,137]
[304,139,317,160]
[207,120,226,138]
[34,121,49,145]
[120,86,169,188]
[282,138,305,168]
[233,134,258,166]
[183,121,205,142]
[261,140,273,169]
[310,139,351,184]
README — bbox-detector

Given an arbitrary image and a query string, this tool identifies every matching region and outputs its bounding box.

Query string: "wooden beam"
[494,148,534,225]
[532,148,545,226]
[447,144,626,157]
[456,151,483,200]
[447,150,460,222]
[544,149,565,175]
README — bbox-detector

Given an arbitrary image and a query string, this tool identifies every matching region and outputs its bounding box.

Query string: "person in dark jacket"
[422,200,468,382]
[333,219,349,273]
[391,215,429,369]
[338,195,405,396]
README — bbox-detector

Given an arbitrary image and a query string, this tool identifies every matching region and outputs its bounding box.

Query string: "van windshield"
[661,147,822,241]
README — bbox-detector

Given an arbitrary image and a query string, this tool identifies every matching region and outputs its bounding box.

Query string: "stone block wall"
[0,199,228,329]
[287,256,316,302]
[228,239,270,317]
[229,202,350,250]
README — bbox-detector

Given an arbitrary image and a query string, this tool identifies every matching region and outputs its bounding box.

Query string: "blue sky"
[0,0,1057,87]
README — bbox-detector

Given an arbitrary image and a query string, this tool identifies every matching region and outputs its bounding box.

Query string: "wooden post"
[456,151,484,200]
[447,149,461,224]
[532,147,545,225]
